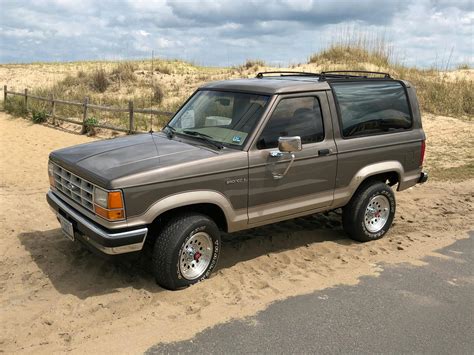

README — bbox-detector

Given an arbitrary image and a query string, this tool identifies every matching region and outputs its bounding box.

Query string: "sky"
[0,0,472,68]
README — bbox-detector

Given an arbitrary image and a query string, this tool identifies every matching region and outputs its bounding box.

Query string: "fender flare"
[351,161,403,189]
[334,161,404,206]
[129,190,247,232]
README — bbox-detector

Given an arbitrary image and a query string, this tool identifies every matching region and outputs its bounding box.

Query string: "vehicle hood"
[49,133,218,188]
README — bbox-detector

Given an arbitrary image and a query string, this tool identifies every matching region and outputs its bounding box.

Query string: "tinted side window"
[331,81,412,138]
[257,97,324,149]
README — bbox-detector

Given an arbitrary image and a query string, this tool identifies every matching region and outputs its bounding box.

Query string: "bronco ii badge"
[225,177,248,185]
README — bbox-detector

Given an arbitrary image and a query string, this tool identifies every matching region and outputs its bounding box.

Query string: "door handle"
[318,149,330,156]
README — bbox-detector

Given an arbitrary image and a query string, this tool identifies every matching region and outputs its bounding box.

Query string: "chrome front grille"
[52,164,95,211]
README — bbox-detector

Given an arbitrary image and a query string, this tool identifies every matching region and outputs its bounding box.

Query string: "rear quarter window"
[331,81,412,138]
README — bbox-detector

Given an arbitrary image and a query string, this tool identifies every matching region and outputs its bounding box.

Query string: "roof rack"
[255,70,393,81]
[319,70,391,80]
[256,71,319,78]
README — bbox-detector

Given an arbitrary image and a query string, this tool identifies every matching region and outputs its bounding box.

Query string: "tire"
[342,181,396,242]
[152,212,221,290]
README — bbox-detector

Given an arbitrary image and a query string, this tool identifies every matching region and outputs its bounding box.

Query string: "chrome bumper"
[47,190,148,255]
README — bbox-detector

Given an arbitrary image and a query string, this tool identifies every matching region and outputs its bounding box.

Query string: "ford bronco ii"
[47,70,428,290]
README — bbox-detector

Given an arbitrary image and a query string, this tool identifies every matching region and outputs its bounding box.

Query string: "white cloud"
[0,0,472,67]
[138,30,151,37]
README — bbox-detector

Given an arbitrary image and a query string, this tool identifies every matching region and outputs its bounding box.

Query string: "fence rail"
[3,85,174,134]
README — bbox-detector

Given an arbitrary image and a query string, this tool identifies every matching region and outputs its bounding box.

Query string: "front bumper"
[46,190,148,255]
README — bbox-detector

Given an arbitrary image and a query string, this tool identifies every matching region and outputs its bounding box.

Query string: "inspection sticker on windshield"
[232,136,242,143]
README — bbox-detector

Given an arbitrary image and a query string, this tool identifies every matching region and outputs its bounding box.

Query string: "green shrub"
[85,116,98,127]
[84,116,99,135]
[31,110,47,123]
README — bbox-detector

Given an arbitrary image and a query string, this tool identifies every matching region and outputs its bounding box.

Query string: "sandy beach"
[0,111,472,353]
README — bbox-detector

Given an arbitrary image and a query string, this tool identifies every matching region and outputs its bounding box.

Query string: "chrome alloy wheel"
[364,195,390,233]
[179,232,214,280]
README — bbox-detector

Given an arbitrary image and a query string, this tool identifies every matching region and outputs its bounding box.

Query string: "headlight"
[48,161,55,187]
[94,188,108,208]
[93,188,125,221]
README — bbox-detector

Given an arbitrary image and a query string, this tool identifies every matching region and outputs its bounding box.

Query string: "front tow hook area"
[418,172,428,184]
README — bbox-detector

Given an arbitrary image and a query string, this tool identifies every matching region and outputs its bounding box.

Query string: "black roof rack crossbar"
[256,71,319,78]
[255,70,393,81]
[320,70,391,79]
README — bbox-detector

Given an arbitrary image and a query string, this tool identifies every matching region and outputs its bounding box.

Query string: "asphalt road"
[147,232,474,354]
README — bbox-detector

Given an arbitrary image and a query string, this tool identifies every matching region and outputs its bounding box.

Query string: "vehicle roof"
[200,76,331,95]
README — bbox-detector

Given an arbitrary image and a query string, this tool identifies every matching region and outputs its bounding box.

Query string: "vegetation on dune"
[243,59,266,70]
[407,72,473,117]
[3,60,205,130]
[457,63,471,70]
[2,58,243,130]
[111,62,137,83]
[309,44,392,68]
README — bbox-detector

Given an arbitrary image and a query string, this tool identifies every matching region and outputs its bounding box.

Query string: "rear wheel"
[343,181,396,242]
[152,213,220,290]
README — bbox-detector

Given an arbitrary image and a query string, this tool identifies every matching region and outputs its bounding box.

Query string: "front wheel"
[152,213,220,290]
[342,181,396,242]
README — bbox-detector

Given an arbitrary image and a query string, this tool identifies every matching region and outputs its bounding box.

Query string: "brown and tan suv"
[47,70,428,290]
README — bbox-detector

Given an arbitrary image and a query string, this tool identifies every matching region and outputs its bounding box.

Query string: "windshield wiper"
[163,124,175,139]
[182,130,224,149]
[183,130,214,139]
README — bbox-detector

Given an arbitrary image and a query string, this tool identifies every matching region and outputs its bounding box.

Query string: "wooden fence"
[3,85,174,134]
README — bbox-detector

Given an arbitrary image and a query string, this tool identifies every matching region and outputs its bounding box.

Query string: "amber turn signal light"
[94,205,125,221]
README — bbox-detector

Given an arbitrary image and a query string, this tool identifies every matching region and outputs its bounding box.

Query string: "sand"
[0,111,473,353]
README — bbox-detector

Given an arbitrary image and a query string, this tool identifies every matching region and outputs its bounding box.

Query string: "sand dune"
[0,112,472,353]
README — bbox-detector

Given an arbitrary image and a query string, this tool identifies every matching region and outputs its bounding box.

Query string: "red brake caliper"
[194,251,202,261]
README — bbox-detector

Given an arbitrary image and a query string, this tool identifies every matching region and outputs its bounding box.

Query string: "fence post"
[51,94,56,125]
[81,96,89,134]
[128,100,134,134]
[24,88,28,112]
[3,85,6,110]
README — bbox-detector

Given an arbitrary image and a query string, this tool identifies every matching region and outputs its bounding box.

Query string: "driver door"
[247,92,337,225]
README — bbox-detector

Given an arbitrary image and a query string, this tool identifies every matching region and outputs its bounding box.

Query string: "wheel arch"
[137,190,246,237]
[334,161,403,207]
[151,203,228,232]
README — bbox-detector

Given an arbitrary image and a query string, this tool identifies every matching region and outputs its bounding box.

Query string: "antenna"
[149,50,154,133]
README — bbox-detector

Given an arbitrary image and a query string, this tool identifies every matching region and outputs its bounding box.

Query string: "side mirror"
[278,136,302,153]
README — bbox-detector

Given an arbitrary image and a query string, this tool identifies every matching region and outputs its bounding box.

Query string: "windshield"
[166,90,270,149]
